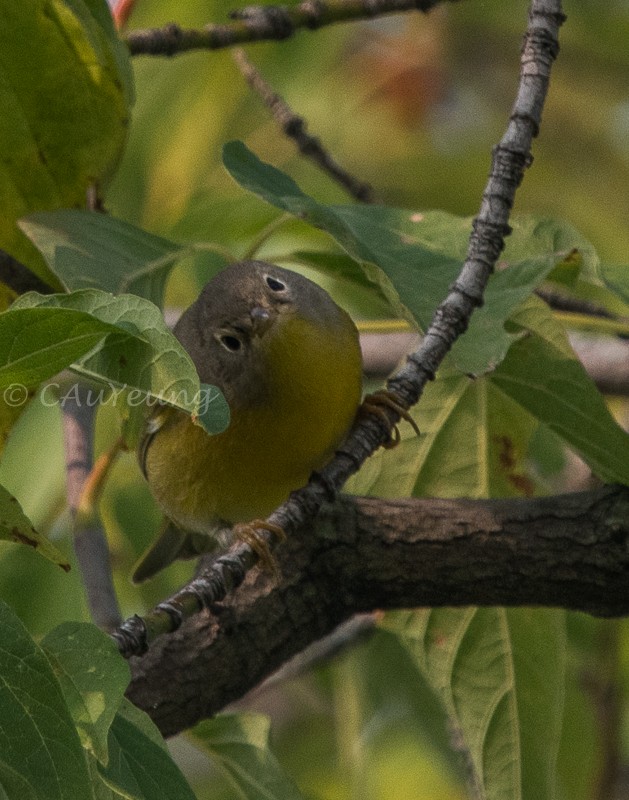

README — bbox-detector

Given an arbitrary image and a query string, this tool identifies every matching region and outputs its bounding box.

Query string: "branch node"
[300,0,326,28]
[229,5,295,39]
[111,615,148,658]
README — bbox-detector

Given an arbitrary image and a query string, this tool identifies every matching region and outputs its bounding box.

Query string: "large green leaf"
[495,299,629,485]
[97,712,196,800]
[41,623,130,765]
[0,482,70,570]
[0,599,93,799]
[2,290,229,435]
[20,211,186,309]
[0,0,131,287]
[189,713,306,800]
[347,356,539,500]
[0,760,39,800]
[350,298,629,497]
[224,141,597,374]
[384,608,566,800]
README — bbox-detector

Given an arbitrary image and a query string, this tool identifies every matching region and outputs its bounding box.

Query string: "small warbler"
[133,260,363,581]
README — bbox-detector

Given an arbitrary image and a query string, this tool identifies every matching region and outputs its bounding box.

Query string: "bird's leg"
[360,389,420,449]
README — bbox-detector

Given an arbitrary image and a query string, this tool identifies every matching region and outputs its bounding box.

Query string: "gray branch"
[62,384,122,631]
[124,0,459,57]
[126,485,629,737]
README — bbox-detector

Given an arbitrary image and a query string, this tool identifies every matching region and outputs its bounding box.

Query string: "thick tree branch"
[113,0,565,658]
[126,485,629,737]
[124,0,459,57]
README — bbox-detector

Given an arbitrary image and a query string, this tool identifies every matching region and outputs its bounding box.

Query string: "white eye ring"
[218,334,242,352]
[264,274,287,292]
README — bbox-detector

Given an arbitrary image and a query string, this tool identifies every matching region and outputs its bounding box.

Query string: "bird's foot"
[360,389,420,449]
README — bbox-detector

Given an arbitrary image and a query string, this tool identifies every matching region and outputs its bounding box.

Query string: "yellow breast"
[144,310,362,532]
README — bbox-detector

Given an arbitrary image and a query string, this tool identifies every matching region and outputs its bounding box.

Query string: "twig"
[62,385,122,631]
[0,248,56,296]
[536,287,619,322]
[233,48,374,202]
[124,0,460,57]
[112,0,565,659]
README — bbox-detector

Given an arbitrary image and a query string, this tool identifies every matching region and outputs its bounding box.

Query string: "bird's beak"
[250,306,275,336]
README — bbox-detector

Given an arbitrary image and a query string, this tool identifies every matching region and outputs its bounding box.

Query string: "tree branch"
[126,485,629,737]
[0,248,56,296]
[113,0,566,658]
[62,384,122,631]
[232,48,374,202]
[123,0,459,57]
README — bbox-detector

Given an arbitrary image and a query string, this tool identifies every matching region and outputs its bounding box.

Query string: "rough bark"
[127,484,629,737]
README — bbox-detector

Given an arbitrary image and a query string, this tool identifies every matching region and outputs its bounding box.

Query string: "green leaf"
[493,331,629,485]
[224,140,457,327]
[0,599,93,799]
[0,0,131,287]
[20,211,186,309]
[347,358,539,500]
[350,299,629,498]
[0,482,70,570]
[189,713,306,800]
[224,141,597,374]
[385,608,566,800]
[599,261,629,305]
[0,760,39,800]
[98,712,196,800]
[2,290,229,435]
[41,623,131,765]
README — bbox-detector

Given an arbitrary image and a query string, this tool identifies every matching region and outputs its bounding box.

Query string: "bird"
[133,260,364,582]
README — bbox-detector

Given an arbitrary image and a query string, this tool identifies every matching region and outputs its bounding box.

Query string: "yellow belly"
[144,312,362,532]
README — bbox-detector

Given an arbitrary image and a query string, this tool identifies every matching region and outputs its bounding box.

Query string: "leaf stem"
[243,213,293,260]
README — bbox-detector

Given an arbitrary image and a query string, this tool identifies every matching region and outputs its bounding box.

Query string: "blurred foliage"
[3,0,629,798]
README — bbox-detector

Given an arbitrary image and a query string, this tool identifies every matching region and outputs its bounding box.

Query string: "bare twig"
[0,249,56,296]
[112,0,565,659]
[233,48,374,202]
[62,385,122,631]
[124,0,460,57]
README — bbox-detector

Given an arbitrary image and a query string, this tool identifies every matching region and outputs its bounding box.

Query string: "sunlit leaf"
[0,0,131,289]
[347,358,539,500]
[2,290,229,435]
[385,608,566,800]
[41,623,130,765]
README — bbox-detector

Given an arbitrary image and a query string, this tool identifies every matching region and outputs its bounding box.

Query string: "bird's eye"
[218,334,242,352]
[265,274,286,292]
